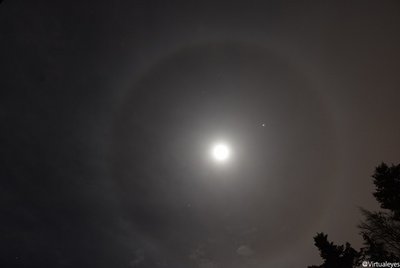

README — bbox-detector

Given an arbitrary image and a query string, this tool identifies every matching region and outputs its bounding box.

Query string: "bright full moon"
[211,143,231,162]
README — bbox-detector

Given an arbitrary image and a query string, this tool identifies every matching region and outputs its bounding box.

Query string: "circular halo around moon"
[111,42,338,265]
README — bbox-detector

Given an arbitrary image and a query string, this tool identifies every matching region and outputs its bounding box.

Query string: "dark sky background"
[1,1,400,267]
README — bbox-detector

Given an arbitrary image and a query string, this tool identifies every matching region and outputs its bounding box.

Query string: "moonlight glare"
[211,143,231,162]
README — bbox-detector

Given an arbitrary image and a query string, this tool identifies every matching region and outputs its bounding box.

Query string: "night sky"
[1,1,400,267]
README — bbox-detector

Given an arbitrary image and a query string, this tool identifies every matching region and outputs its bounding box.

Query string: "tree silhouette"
[371,163,400,219]
[309,163,400,267]
[308,233,359,268]
[359,163,400,262]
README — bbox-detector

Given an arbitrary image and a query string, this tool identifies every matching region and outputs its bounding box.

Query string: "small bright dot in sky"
[212,143,230,162]
[261,123,266,127]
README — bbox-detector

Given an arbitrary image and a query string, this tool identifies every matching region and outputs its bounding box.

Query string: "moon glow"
[211,143,231,162]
